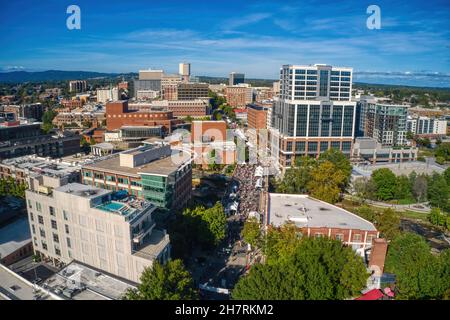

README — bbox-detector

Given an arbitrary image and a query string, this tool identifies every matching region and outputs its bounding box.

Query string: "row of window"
[313,232,375,242]
[284,141,351,152]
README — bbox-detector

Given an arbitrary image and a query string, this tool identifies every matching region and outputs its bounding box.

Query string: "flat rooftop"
[353,161,445,177]
[1,155,82,177]
[41,261,136,300]
[133,229,170,260]
[55,183,111,199]
[267,193,377,231]
[0,265,55,300]
[0,217,31,259]
[83,149,190,177]
[55,183,154,220]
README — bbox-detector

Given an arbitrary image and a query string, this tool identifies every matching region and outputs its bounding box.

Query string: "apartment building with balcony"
[406,116,447,137]
[363,102,408,146]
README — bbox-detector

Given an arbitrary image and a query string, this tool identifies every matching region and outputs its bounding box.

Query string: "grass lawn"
[399,210,429,222]
[339,199,429,223]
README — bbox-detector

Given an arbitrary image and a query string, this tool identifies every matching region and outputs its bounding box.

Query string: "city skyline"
[1,0,449,84]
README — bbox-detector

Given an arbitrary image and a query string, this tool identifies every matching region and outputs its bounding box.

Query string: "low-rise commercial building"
[60,99,84,109]
[190,120,236,167]
[0,217,33,266]
[265,193,379,255]
[81,144,192,211]
[0,154,84,186]
[0,123,81,160]
[351,137,418,164]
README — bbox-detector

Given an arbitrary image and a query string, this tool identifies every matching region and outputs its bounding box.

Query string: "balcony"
[132,221,155,244]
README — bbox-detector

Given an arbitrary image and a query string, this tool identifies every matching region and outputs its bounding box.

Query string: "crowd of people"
[232,164,260,216]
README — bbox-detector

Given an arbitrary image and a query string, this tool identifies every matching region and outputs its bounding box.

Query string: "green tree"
[435,142,450,161]
[318,148,352,187]
[428,207,447,227]
[201,202,227,246]
[427,173,450,212]
[241,218,261,248]
[41,109,57,133]
[444,167,450,186]
[355,205,376,222]
[124,260,198,300]
[263,223,301,266]
[352,177,376,200]
[307,161,347,204]
[180,203,227,249]
[394,175,412,201]
[385,233,447,299]
[375,208,401,240]
[275,156,317,194]
[371,168,397,200]
[233,237,368,300]
[412,174,428,202]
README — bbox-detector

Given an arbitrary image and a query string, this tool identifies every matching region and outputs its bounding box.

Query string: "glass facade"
[140,174,174,209]
[308,106,320,137]
[331,106,343,136]
[321,105,331,136]
[295,105,308,136]
[342,106,354,136]
[319,70,329,97]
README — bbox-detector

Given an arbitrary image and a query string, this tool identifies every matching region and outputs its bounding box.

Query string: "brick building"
[177,83,209,100]
[60,99,83,109]
[2,103,44,121]
[247,104,268,130]
[225,85,254,108]
[265,193,379,255]
[191,120,236,167]
[105,100,182,136]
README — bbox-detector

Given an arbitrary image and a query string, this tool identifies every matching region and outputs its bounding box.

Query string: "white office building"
[270,64,356,168]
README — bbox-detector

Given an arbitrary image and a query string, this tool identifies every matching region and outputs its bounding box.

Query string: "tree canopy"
[233,234,368,300]
[385,233,450,299]
[124,259,198,300]
[307,161,347,204]
[169,202,227,258]
[275,150,351,204]
[371,168,397,200]
[241,218,261,248]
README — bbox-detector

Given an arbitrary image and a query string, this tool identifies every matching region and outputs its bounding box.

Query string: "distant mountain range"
[0,70,449,89]
[0,70,133,82]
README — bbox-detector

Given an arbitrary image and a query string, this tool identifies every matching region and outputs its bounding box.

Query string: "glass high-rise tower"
[269,64,356,168]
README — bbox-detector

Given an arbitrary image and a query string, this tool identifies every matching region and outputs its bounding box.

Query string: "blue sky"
[1,0,450,82]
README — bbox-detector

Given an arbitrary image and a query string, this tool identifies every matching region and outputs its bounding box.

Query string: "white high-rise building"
[270,64,356,168]
[179,62,191,82]
[97,87,119,103]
